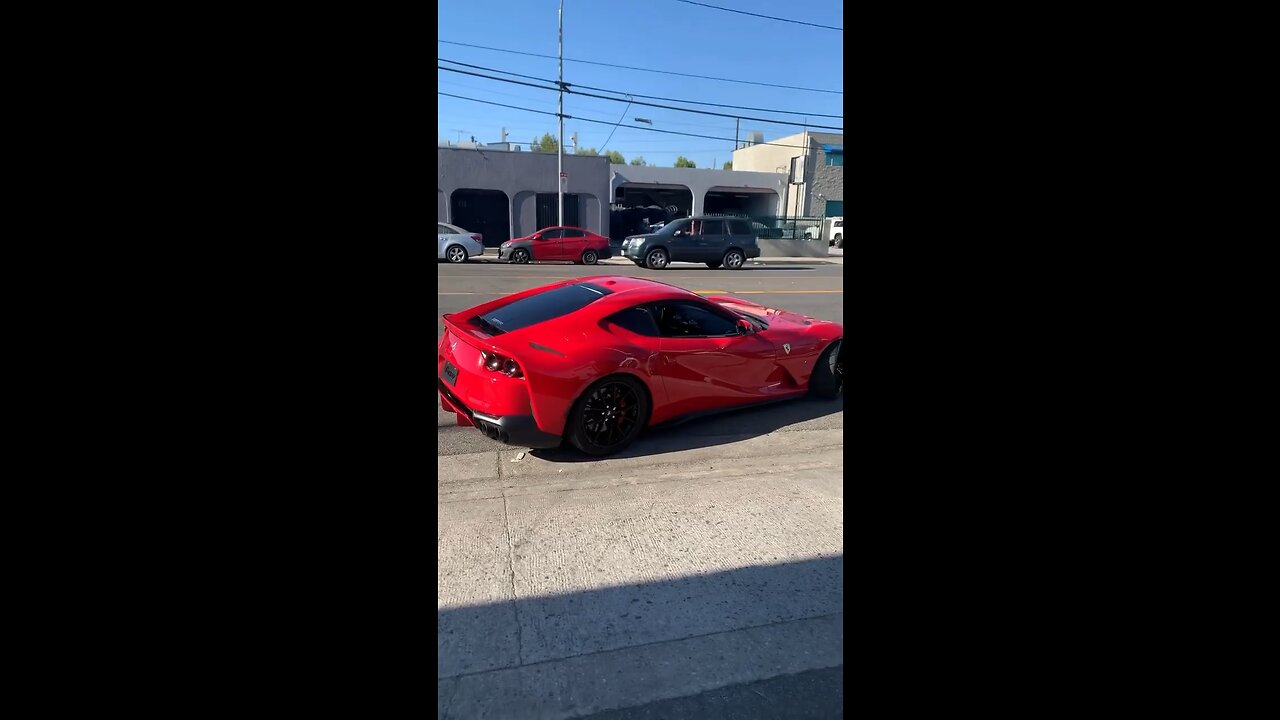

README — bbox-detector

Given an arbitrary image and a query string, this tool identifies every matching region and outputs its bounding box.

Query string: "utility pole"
[735,117,740,149]
[557,0,565,227]
[800,119,809,217]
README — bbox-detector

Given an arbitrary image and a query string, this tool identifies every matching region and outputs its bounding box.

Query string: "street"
[437,259,845,719]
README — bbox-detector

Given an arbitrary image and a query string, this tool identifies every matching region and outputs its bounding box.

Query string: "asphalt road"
[435,259,845,457]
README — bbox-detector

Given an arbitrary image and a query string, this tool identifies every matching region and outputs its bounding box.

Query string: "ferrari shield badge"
[783,343,791,354]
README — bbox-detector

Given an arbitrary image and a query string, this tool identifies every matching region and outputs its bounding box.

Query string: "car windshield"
[733,309,769,331]
[476,281,615,334]
[656,219,690,235]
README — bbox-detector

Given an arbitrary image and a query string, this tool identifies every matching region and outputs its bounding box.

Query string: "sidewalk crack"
[501,490,524,665]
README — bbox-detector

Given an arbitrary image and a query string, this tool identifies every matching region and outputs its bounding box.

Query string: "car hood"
[625,233,663,242]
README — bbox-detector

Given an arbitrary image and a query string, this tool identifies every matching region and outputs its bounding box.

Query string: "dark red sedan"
[497,226,612,265]
[437,276,844,456]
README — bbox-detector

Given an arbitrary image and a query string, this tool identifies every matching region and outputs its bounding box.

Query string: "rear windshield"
[475,282,614,334]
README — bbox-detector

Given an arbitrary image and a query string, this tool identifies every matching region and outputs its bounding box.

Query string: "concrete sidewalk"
[438,426,844,719]
[599,255,842,266]
[474,252,842,266]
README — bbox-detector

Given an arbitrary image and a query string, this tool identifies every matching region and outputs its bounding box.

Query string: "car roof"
[569,275,700,304]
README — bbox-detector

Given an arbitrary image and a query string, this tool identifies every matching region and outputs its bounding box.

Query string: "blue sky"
[437,0,843,170]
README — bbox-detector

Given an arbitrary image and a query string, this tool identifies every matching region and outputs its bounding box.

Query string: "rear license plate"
[443,361,459,386]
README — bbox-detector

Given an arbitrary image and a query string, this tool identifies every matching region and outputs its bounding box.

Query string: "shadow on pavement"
[530,394,843,463]
[439,556,843,719]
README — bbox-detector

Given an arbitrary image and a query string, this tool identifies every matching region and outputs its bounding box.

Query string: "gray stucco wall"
[610,165,785,215]
[757,239,831,257]
[437,147,611,238]
[798,132,843,217]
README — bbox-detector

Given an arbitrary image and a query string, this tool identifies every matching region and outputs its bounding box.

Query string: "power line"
[438,92,816,149]
[598,97,635,153]
[438,39,842,95]
[438,64,843,131]
[439,58,841,119]
[674,0,843,31]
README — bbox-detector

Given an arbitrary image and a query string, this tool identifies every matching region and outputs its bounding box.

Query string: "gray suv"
[621,216,762,270]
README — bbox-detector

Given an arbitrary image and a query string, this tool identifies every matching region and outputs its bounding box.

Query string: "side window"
[700,220,724,235]
[563,228,584,238]
[438,224,452,234]
[608,306,659,336]
[728,220,750,235]
[655,301,739,338]
[539,229,563,239]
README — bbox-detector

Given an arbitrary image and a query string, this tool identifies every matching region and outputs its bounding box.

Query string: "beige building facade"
[732,131,843,219]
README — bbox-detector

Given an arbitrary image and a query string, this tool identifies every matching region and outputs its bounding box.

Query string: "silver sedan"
[437,222,485,263]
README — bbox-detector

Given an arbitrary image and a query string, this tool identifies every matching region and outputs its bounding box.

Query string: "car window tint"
[656,301,738,337]
[477,282,616,334]
[608,306,659,336]
[438,224,452,234]
[834,220,843,227]
[540,229,563,239]
[563,229,584,237]
[727,220,749,234]
[700,220,724,235]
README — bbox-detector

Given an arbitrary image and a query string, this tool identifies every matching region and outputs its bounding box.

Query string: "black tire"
[809,339,843,399]
[582,249,598,265]
[566,375,650,456]
[511,248,530,264]
[633,261,645,267]
[834,234,843,249]
[723,249,745,270]
[705,261,722,269]
[446,245,468,263]
[645,248,669,270]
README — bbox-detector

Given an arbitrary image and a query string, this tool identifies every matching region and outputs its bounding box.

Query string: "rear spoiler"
[442,313,505,352]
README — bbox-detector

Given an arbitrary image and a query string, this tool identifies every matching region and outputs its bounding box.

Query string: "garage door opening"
[609,184,693,242]
[703,188,778,218]
[450,189,510,247]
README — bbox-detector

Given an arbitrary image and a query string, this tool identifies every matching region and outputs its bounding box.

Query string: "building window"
[825,153,843,167]
[537,193,580,229]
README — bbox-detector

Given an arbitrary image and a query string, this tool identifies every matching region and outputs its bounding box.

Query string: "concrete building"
[608,164,786,241]
[437,146,611,246]
[732,131,843,219]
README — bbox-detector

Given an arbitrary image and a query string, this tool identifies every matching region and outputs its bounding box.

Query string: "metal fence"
[746,216,826,241]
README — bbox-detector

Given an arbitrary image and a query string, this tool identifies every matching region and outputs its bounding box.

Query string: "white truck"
[804,216,844,248]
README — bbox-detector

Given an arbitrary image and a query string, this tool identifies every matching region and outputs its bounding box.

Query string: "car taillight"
[481,351,523,378]
[471,234,483,242]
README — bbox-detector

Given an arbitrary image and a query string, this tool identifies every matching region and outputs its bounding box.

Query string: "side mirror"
[736,319,754,335]
[674,230,685,237]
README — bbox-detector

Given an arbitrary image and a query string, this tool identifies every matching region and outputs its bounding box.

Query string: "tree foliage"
[675,156,697,168]
[629,157,646,166]
[531,133,558,152]
[576,147,599,156]
[723,161,733,170]
[604,150,625,164]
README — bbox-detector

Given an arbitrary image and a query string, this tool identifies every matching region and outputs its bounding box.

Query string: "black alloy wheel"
[568,376,649,455]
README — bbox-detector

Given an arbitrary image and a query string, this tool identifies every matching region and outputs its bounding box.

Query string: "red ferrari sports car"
[437,276,844,456]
